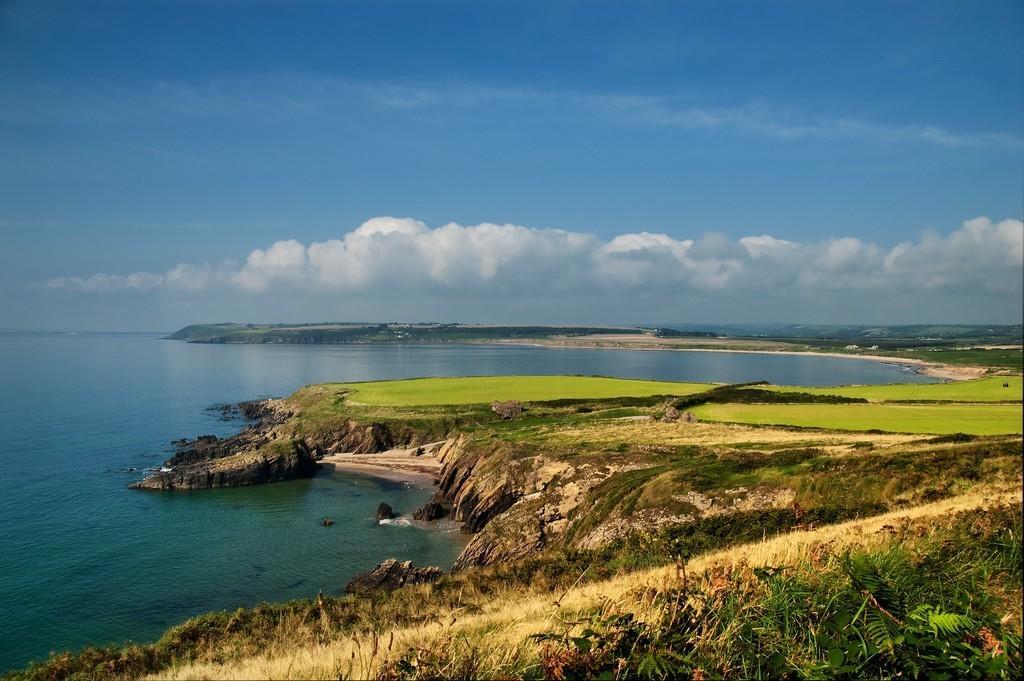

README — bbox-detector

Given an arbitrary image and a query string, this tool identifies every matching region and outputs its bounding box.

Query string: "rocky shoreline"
[131,399,420,491]
[130,399,313,490]
[129,399,531,574]
[132,376,1007,579]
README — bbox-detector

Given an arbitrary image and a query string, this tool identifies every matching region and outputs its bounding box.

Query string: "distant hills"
[167,322,1023,346]
[166,322,645,344]
[657,323,1023,346]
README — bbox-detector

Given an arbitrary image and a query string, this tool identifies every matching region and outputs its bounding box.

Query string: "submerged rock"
[412,501,449,521]
[344,559,442,594]
[376,502,395,520]
[321,517,334,526]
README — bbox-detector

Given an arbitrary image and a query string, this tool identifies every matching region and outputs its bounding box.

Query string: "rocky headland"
[129,379,1023,583]
[130,399,317,490]
[130,398,425,490]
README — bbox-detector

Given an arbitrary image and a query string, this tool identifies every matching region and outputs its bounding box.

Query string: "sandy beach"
[319,442,445,486]
[482,336,991,381]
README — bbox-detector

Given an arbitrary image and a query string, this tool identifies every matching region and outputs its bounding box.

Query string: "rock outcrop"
[131,400,419,491]
[132,439,319,490]
[376,502,395,520]
[311,420,396,455]
[344,559,442,594]
[491,400,523,419]
[132,399,314,490]
[412,501,448,521]
[406,436,524,535]
[238,399,278,420]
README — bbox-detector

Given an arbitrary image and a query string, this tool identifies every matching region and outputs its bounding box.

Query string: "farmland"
[766,375,1023,402]
[337,375,713,406]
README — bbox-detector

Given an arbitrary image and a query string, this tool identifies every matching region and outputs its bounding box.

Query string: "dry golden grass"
[152,485,1021,681]
[544,418,919,449]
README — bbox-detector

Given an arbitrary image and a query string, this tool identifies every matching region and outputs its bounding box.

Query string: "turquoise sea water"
[0,333,937,670]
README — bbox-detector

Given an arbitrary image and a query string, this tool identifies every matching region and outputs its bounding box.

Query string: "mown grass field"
[766,376,1023,402]
[695,402,1023,435]
[338,375,712,406]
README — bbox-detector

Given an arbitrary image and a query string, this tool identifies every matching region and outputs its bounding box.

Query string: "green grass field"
[694,402,1023,435]
[765,376,1023,402]
[339,375,712,406]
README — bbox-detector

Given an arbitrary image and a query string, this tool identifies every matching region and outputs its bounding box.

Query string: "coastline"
[476,338,988,382]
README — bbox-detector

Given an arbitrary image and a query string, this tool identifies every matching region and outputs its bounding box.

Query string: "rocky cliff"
[131,400,419,490]
[410,435,562,571]
[131,390,803,573]
[132,439,320,490]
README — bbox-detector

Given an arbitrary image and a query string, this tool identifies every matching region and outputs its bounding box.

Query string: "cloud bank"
[47,217,1024,311]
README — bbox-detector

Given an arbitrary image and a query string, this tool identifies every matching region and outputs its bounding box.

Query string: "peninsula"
[166,322,1024,378]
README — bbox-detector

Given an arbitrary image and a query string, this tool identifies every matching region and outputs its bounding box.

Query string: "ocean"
[0,332,937,670]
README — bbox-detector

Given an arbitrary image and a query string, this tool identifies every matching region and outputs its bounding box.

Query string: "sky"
[1,0,1022,331]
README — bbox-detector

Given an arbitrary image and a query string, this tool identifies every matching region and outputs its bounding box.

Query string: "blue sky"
[1,0,1022,330]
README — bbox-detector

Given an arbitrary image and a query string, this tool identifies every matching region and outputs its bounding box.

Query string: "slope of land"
[11,375,1023,680]
[152,493,1021,681]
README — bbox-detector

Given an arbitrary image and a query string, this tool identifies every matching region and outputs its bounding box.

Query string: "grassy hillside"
[695,403,1023,435]
[766,376,1023,402]
[11,494,1017,680]
[340,375,713,406]
[7,375,1022,680]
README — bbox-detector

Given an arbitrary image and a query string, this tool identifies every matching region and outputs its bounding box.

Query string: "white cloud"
[302,218,595,293]
[881,217,1024,292]
[46,216,1024,307]
[164,263,219,292]
[739,234,796,258]
[231,239,308,291]
[46,271,164,293]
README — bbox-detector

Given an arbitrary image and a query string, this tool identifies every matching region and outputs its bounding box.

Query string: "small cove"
[0,333,938,670]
